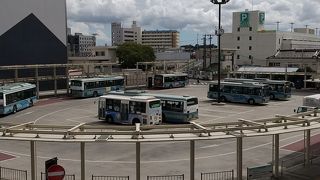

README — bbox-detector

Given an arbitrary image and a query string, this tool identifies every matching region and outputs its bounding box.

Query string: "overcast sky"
[66,0,320,46]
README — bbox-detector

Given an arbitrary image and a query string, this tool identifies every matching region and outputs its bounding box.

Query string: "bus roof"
[70,76,124,82]
[0,83,36,94]
[225,78,289,84]
[108,90,197,101]
[100,94,159,102]
[210,81,268,87]
[156,73,188,77]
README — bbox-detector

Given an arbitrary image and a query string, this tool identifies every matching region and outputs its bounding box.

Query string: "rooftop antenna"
[290,22,294,32]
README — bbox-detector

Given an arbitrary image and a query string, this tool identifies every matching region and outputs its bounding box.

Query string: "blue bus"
[154,73,188,88]
[208,81,270,105]
[224,78,291,100]
[69,76,124,98]
[0,83,37,115]
[108,90,199,123]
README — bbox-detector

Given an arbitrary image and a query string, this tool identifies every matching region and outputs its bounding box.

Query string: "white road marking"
[14,111,34,118]
[200,141,236,149]
[65,115,96,122]
[199,113,223,118]
[199,108,238,114]
[200,110,254,124]
[33,108,72,123]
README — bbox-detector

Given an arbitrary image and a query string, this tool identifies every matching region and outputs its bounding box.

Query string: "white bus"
[98,94,162,125]
[108,90,199,123]
[154,73,188,88]
[0,83,37,115]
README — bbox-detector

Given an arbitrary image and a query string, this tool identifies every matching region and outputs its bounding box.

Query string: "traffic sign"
[47,164,65,180]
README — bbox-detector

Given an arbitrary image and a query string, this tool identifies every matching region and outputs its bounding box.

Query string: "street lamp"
[210,0,230,103]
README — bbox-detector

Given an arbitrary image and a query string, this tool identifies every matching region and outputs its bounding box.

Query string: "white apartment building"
[111,21,142,46]
[142,30,180,50]
[221,10,320,67]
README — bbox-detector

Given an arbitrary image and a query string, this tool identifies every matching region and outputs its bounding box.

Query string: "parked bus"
[69,76,124,98]
[108,90,199,123]
[224,78,291,100]
[208,81,270,105]
[0,83,37,115]
[98,94,162,125]
[154,73,188,88]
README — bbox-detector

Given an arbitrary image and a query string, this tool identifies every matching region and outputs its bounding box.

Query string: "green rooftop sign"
[259,12,265,25]
[240,12,250,27]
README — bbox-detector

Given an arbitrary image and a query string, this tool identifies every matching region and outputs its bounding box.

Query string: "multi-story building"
[68,33,96,57]
[111,21,142,45]
[111,21,179,50]
[221,10,320,67]
[142,30,180,50]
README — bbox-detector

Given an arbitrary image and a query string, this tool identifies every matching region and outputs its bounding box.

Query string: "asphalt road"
[0,85,319,180]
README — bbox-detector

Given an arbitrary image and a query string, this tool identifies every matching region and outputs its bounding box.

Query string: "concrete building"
[221,10,320,67]
[111,21,142,45]
[142,30,180,50]
[111,21,180,50]
[68,33,96,57]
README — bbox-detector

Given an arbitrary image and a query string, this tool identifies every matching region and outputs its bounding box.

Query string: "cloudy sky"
[66,0,320,46]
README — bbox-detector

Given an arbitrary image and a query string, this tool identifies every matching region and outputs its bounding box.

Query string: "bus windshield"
[149,100,161,108]
[71,80,82,86]
[187,98,198,106]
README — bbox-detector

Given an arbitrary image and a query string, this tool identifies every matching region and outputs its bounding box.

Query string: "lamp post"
[210,0,230,103]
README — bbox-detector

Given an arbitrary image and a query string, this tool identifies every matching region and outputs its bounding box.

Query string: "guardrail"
[0,166,27,180]
[147,174,184,180]
[91,175,130,180]
[201,170,234,180]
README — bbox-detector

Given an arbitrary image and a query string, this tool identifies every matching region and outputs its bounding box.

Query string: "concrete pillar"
[53,66,57,96]
[14,68,18,83]
[30,141,37,180]
[35,67,40,99]
[136,142,141,180]
[237,137,243,180]
[305,130,311,166]
[81,142,85,180]
[190,140,195,180]
[273,134,280,178]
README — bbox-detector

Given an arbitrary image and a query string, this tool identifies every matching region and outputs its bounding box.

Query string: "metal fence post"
[190,140,195,180]
[305,129,311,167]
[31,141,37,180]
[237,137,242,180]
[273,134,280,178]
[81,142,85,180]
[136,142,141,180]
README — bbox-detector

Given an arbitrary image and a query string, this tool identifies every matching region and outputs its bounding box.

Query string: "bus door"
[120,100,129,121]
[98,99,106,119]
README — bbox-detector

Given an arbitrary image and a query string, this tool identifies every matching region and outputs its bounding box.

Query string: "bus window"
[129,101,146,113]
[223,86,232,93]
[209,84,219,92]
[114,79,124,86]
[187,98,198,106]
[71,80,82,86]
[0,93,3,107]
[149,100,161,108]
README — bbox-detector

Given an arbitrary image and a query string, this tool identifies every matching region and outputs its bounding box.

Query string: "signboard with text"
[240,12,250,27]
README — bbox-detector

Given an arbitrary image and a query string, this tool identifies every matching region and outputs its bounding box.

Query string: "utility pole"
[276,21,280,32]
[203,34,207,69]
[209,35,213,68]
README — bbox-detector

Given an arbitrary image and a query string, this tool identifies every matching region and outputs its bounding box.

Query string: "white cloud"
[66,0,320,45]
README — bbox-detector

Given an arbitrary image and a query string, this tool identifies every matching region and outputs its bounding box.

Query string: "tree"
[116,42,155,69]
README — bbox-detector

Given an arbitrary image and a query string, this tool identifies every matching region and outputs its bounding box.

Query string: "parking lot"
[0,84,319,179]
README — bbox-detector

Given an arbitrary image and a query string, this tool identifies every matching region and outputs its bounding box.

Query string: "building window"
[237,27,240,32]
[237,37,240,41]
[237,55,240,59]
[249,36,252,40]
[249,27,252,31]
[249,55,252,59]
[249,46,252,50]
[237,46,240,49]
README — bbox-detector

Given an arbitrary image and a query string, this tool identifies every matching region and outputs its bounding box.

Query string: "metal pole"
[136,63,139,88]
[30,141,37,180]
[304,65,307,89]
[35,67,40,99]
[66,65,70,95]
[81,142,85,180]
[14,68,18,83]
[53,66,57,96]
[237,137,243,180]
[305,130,311,166]
[136,142,141,180]
[273,134,280,178]
[190,140,195,180]
[217,4,222,103]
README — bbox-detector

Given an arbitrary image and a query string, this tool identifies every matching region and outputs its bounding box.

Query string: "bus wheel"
[106,116,113,123]
[248,99,255,105]
[169,85,173,89]
[132,118,140,125]
[93,91,98,97]
[270,94,275,100]
[220,96,227,102]
[12,105,17,114]
[30,99,33,106]
[162,113,167,122]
